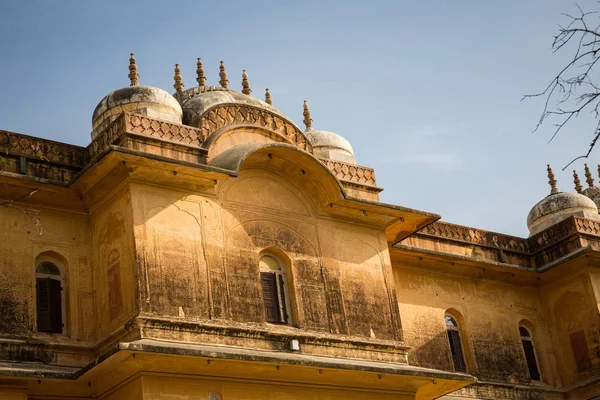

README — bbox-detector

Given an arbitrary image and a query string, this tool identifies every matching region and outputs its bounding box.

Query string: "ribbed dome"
[92,85,182,139]
[305,129,356,164]
[527,191,598,236]
[179,86,296,130]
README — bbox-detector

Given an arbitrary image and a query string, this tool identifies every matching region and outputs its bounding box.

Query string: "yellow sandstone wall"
[0,197,93,365]
[90,182,137,345]
[393,261,559,387]
[130,167,400,341]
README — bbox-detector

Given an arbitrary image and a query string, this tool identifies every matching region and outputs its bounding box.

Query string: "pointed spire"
[598,164,600,181]
[173,64,184,93]
[585,163,595,188]
[547,164,559,194]
[574,170,583,193]
[128,53,139,86]
[241,69,252,95]
[219,61,229,88]
[265,88,272,105]
[303,100,313,132]
[196,58,206,87]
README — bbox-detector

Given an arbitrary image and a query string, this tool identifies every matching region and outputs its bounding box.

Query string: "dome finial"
[241,69,252,95]
[219,61,229,89]
[547,164,559,194]
[265,88,272,105]
[196,58,206,87]
[574,170,583,193]
[303,100,313,132]
[128,53,139,86]
[585,163,595,187]
[173,64,184,93]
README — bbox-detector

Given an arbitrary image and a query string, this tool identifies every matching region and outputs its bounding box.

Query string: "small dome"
[527,191,599,236]
[92,86,183,139]
[179,86,296,130]
[305,129,355,164]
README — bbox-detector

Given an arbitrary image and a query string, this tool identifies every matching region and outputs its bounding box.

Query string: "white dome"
[305,129,355,164]
[527,191,599,236]
[92,86,182,139]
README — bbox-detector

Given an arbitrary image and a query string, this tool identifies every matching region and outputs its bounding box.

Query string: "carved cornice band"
[199,104,312,153]
[320,158,378,188]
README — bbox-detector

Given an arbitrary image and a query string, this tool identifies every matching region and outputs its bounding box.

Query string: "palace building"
[0,55,599,399]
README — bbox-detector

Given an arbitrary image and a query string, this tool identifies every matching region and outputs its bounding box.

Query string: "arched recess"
[224,219,326,329]
[211,143,346,213]
[258,248,297,326]
[35,251,68,335]
[444,308,474,373]
[518,319,542,381]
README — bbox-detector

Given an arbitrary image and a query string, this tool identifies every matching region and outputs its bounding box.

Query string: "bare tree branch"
[524,2,600,168]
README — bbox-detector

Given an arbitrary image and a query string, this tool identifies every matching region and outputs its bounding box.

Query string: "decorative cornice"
[199,104,312,152]
[417,221,530,254]
[88,112,205,161]
[0,129,87,167]
[320,158,378,188]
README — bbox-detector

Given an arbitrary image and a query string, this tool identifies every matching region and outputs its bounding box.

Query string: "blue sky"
[1,0,598,237]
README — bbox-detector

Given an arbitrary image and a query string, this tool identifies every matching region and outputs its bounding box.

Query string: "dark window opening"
[36,277,62,333]
[520,327,540,381]
[446,315,467,372]
[260,271,288,324]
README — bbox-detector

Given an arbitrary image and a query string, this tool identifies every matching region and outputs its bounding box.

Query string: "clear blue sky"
[1,0,598,237]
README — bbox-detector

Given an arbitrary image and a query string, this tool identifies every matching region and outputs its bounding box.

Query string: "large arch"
[210,142,347,212]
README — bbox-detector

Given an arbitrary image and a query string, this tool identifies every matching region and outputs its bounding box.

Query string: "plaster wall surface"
[0,196,93,365]
[130,166,401,347]
[393,262,559,391]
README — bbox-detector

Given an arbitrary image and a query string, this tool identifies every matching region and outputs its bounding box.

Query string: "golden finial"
[585,163,595,187]
[196,58,206,87]
[303,100,313,132]
[241,69,252,95]
[265,88,272,105]
[128,53,139,86]
[219,61,229,89]
[173,64,184,93]
[547,164,558,194]
[574,170,583,193]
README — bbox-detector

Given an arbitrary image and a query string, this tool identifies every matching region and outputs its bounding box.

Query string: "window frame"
[35,260,66,335]
[445,314,468,373]
[519,325,542,382]
[259,254,293,326]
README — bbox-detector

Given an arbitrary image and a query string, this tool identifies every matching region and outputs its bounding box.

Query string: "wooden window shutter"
[36,278,51,332]
[521,339,541,380]
[447,330,467,372]
[261,272,279,323]
[49,279,62,333]
[36,278,62,333]
[570,330,592,372]
[276,274,288,324]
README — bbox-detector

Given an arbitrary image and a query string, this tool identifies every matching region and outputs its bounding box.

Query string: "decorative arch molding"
[199,103,312,153]
[211,143,346,210]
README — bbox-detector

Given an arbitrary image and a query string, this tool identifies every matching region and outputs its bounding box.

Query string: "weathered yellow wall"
[393,263,559,386]
[131,167,400,341]
[540,266,600,387]
[90,182,137,343]
[0,197,93,364]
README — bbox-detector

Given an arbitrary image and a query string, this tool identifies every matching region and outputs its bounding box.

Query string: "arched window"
[445,314,467,372]
[36,261,63,333]
[520,326,541,381]
[259,255,291,325]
